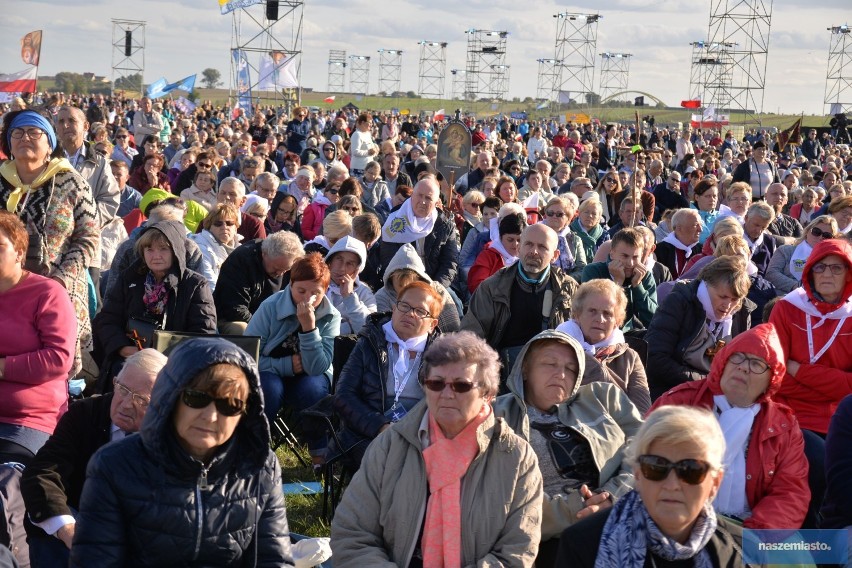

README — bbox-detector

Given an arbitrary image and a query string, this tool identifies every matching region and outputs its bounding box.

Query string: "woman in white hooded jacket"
[324,235,377,334]
[190,204,242,293]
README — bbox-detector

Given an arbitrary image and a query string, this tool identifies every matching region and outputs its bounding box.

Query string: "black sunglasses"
[421,379,479,394]
[181,389,245,416]
[637,455,712,485]
[810,226,835,240]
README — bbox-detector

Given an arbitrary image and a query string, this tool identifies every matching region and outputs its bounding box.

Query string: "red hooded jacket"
[650,323,810,530]
[769,239,852,433]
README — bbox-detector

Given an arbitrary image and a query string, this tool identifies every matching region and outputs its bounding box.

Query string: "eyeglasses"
[10,128,45,141]
[325,189,339,195]
[813,263,847,275]
[342,207,360,214]
[637,455,713,485]
[113,378,151,408]
[181,389,245,416]
[196,161,212,169]
[421,379,479,394]
[728,352,770,374]
[395,300,433,319]
[546,211,566,218]
[324,148,335,153]
[510,167,521,172]
[249,212,267,219]
[213,220,236,227]
[469,202,482,209]
[115,135,128,140]
[810,227,835,240]
[605,178,617,183]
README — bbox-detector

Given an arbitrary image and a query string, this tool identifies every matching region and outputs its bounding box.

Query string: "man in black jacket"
[21,349,167,567]
[214,231,305,334]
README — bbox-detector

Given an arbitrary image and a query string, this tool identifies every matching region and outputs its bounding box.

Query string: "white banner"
[257,52,298,91]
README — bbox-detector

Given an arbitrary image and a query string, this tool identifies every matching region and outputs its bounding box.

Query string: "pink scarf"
[421,404,491,568]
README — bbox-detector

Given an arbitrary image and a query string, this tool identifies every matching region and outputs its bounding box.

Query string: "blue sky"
[3,0,849,117]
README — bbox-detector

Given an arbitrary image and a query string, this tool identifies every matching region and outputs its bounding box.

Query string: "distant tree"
[522,96,534,104]
[585,92,601,106]
[53,72,93,94]
[201,68,222,89]
[114,73,143,92]
[405,91,418,99]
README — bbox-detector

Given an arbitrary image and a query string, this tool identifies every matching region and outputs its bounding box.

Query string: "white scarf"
[713,394,760,518]
[556,319,625,356]
[716,204,745,224]
[743,230,764,252]
[661,232,697,259]
[557,224,576,267]
[697,281,733,339]
[488,217,519,266]
[382,321,428,383]
[381,198,437,244]
[788,241,812,283]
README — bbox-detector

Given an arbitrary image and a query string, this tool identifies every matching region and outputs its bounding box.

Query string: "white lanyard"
[391,347,421,406]
[806,314,848,365]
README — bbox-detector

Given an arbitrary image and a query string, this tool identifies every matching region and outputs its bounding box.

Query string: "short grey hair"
[626,405,726,472]
[253,172,279,190]
[147,203,185,223]
[671,207,700,229]
[746,201,775,223]
[117,348,168,385]
[261,230,304,259]
[546,194,577,211]
[419,331,500,399]
[220,177,246,199]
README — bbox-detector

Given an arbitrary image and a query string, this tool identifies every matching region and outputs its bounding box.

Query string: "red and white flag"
[433,108,445,121]
[323,95,336,103]
[0,67,37,93]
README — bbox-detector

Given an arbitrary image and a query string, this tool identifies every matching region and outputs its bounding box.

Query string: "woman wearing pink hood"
[768,238,852,527]
[651,324,809,530]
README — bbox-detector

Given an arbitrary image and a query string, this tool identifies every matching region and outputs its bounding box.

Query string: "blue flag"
[232,49,253,118]
[146,74,196,99]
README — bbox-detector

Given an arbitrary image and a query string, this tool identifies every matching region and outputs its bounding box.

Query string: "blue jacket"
[246,285,341,380]
[71,337,294,567]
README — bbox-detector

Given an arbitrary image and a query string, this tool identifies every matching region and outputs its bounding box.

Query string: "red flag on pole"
[680,100,701,109]
[20,31,42,67]
[323,95,336,103]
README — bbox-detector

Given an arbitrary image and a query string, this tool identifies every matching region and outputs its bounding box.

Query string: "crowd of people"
[0,90,851,567]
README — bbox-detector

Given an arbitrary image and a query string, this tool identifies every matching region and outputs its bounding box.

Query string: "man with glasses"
[21,349,167,565]
[563,177,594,200]
[765,183,803,243]
[217,177,266,241]
[110,127,137,168]
[651,171,688,222]
[172,150,215,193]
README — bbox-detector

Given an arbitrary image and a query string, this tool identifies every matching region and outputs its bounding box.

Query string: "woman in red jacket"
[768,238,852,527]
[467,212,525,294]
[650,323,809,530]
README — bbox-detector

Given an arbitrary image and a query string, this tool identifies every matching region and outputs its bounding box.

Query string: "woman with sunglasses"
[265,192,302,238]
[557,405,745,567]
[72,337,295,566]
[768,238,852,528]
[543,195,587,281]
[494,329,643,567]
[592,171,621,224]
[332,281,442,468]
[190,204,242,293]
[650,324,809,530]
[332,331,543,567]
[93,220,217,387]
[766,215,839,294]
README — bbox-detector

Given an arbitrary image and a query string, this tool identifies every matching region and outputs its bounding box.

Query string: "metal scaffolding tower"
[349,55,371,96]
[418,41,448,99]
[553,12,601,105]
[450,69,466,100]
[111,19,145,96]
[228,0,305,114]
[599,52,632,101]
[690,41,736,110]
[703,0,772,126]
[463,29,509,101]
[377,49,403,95]
[824,24,852,115]
[327,49,346,92]
[536,58,562,102]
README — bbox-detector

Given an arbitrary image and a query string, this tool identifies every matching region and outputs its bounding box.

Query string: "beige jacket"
[330,401,543,567]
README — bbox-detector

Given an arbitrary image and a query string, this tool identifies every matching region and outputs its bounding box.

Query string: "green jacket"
[330,400,543,567]
[493,329,644,540]
[580,261,658,331]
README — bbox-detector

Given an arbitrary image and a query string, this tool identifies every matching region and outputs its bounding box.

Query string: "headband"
[8,111,57,151]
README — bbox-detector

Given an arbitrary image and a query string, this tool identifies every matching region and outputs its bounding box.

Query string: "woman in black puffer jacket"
[71,337,295,567]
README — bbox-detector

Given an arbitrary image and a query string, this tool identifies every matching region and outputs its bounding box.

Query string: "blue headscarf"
[8,111,57,151]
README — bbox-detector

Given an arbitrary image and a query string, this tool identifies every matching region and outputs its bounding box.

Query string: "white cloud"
[3,0,848,115]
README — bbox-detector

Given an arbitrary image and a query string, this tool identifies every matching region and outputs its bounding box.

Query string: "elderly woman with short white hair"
[543,194,587,281]
[558,405,745,567]
[286,165,316,216]
[557,279,651,414]
[331,331,543,567]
